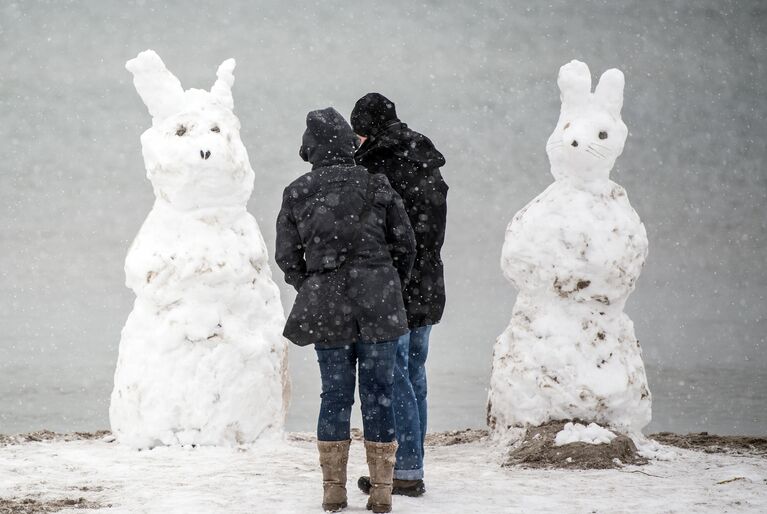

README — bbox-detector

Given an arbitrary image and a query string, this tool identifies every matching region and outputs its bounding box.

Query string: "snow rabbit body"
[487,60,651,433]
[110,50,289,448]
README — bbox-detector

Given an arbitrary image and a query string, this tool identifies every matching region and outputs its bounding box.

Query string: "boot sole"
[393,486,425,497]
[359,477,425,497]
[323,501,347,512]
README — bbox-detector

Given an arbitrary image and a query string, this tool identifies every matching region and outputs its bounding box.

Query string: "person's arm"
[275,189,307,291]
[384,181,416,287]
[412,174,448,255]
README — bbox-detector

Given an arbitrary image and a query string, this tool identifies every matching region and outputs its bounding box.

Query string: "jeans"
[392,325,431,480]
[315,339,398,442]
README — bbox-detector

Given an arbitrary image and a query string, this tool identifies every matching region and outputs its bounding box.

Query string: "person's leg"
[391,331,424,481]
[315,344,357,441]
[315,344,356,511]
[357,339,398,513]
[408,325,431,457]
[357,339,397,442]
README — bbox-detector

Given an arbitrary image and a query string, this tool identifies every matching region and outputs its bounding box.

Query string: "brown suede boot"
[317,440,351,512]
[364,440,398,513]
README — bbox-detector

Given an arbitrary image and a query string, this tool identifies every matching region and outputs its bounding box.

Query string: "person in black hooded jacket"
[276,107,415,513]
[351,93,447,497]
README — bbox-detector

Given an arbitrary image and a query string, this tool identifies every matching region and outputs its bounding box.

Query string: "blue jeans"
[315,339,398,442]
[392,325,431,480]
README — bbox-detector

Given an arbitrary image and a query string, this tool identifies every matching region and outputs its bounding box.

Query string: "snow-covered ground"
[1,433,765,513]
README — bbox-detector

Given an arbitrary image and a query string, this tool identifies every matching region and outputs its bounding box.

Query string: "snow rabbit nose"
[200,150,211,160]
[571,140,579,147]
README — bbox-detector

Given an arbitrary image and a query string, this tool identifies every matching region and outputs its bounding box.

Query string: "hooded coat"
[351,94,448,328]
[276,107,416,348]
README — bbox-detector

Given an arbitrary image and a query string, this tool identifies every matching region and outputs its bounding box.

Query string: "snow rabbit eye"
[175,125,187,136]
[599,131,608,140]
[211,126,220,133]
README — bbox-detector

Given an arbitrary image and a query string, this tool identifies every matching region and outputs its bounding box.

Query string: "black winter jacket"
[354,117,448,329]
[276,108,416,347]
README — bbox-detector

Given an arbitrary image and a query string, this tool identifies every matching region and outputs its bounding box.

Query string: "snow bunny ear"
[594,68,625,118]
[557,59,592,108]
[210,58,236,110]
[125,50,185,121]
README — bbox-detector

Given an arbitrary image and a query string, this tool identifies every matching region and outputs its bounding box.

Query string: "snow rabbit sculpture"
[487,60,651,433]
[110,50,289,448]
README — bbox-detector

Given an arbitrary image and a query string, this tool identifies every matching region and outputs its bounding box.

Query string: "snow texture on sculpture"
[110,50,289,448]
[487,60,651,434]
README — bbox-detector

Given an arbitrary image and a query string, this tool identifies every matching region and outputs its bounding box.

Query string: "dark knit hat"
[350,93,399,137]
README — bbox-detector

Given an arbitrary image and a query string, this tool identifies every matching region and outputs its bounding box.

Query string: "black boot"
[358,476,426,497]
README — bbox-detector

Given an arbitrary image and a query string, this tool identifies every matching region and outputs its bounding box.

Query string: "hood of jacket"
[356,121,446,168]
[299,107,358,169]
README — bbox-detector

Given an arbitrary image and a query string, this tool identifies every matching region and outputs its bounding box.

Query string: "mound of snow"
[554,422,617,446]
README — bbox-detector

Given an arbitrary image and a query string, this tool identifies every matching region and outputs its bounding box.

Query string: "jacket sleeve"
[384,184,416,288]
[413,173,448,256]
[275,189,307,291]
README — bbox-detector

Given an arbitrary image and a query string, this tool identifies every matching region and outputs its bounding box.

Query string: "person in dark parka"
[276,107,415,513]
[351,93,448,329]
[350,93,448,497]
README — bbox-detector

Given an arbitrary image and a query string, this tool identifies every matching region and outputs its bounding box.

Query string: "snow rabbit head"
[126,50,253,211]
[546,60,628,184]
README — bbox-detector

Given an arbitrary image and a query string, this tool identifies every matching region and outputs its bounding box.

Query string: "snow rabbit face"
[546,60,628,184]
[126,50,253,211]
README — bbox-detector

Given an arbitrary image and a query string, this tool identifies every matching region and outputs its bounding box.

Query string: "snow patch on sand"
[633,435,678,461]
[555,422,617,446]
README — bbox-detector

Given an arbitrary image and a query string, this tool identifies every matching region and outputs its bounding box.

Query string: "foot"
[358,476,426,497]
